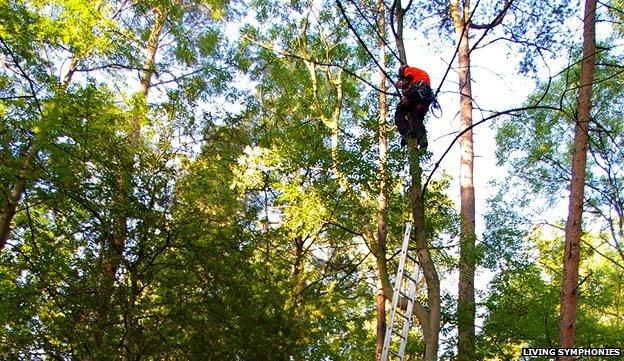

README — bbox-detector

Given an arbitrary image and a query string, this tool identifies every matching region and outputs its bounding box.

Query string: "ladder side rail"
[397,263,422,357]
[381,222,413,361]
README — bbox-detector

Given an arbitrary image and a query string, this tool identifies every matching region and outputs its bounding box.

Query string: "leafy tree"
[479,232,624,360]
[486,40,624,361]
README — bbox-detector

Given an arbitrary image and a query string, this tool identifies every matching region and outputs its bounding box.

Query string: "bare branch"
[335,0,401,92]
[345,0,401,63]
[471,0,514,30]
[243,34,400,97]
[422,103,564,198]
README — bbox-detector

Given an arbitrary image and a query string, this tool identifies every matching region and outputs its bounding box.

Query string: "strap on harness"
[430,98,442,118]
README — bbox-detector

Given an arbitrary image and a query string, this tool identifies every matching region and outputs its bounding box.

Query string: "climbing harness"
[405,81,442,118]
[430,98,442,118]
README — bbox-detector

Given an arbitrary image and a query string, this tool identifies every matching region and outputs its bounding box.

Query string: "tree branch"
[471,0,513,30]
[335,0,401,93]
[422,103,564,198]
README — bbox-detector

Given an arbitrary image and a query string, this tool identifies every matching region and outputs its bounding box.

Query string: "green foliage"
[609,0,624,35]
[484,51,624,359]
[0,0,460,359]
[479,233,624,359]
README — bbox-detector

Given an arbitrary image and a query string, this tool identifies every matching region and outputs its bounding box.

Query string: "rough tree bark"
[450,1,476,358]
[558,0,597,356]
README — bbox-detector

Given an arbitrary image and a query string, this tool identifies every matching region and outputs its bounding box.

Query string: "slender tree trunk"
[375,1,389,358]
[0,55,81,251]
[329,71,347,189]
[140,9,165,97]
[134,8,166,138]
[391,0,407,63]
[288,236,307,308]
[121,274,140,361]
[456,26,477,361]
[117,10,166,361]
[450,2,476,358]
[62,56,80,88]
[106,4,164,319]
[388,4,441,358]
[93,10,167,361]
[408,144,441,361]
[558,0,597,356]
[0,144,33,250]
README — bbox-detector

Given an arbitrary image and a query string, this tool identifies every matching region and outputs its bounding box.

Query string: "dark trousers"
[395,104,428,148]
[394,82,432,148]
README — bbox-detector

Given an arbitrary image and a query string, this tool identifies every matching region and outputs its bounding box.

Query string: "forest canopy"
[1,0,623,360]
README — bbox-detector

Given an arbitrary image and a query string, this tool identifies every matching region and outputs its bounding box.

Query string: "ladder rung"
[396,310,409,321]
[389,349,402,358]
[399,290,414,301]
[403,271,418,283]
[392,328,406,339]
[406,253,418,262]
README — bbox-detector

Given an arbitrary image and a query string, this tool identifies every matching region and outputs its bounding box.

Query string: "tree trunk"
[62,56,80,88]
[89,9,167,359]
[0,54,80,251]
[456,23,477,361]
[408,144,441,361]
[0,145,33,250]
[450,1,476,358]
[391,0,407,63]
[375,0,388,358]
[121,274,140,361]
[134,8,166,139]
[388,4,442,359]
[330,71,347,190]
[558,0,597,356]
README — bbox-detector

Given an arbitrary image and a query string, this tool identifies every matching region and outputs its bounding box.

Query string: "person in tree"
[394,64,435,148]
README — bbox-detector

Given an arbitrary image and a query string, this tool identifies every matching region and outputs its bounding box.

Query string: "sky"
[390,4,623,342]
[381,2,566,334]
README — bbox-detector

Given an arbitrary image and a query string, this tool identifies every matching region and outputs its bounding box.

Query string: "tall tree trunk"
[121,274,140,361]
[450,1,476,358]
[88,9,167,361]
[408,144,441,361]
[388,3,442,358]
[558,0,597,355]
[117,10,166,361]
[375,0,389,359]
[107,4,165,293]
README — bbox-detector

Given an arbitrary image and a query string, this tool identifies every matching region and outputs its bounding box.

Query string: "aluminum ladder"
[381,222,422,361]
